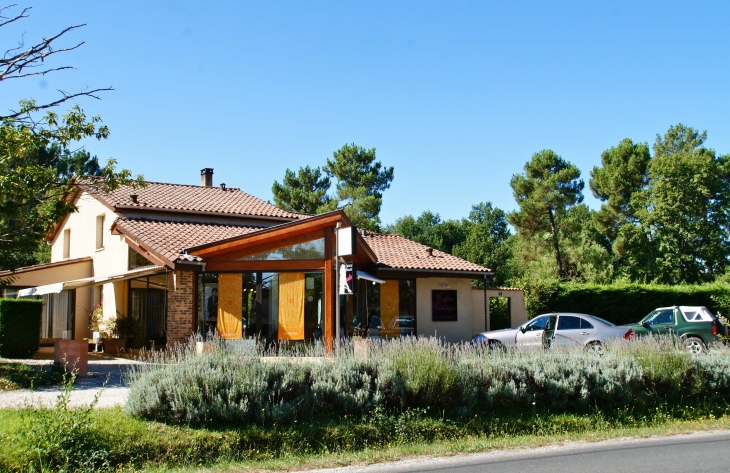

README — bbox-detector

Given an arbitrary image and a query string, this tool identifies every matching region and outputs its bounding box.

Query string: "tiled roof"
[114,218,266,263]
[363,232,492,273]
[81,181,306,220]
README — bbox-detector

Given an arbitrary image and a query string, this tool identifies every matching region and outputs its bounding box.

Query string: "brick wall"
[166,270,195,344]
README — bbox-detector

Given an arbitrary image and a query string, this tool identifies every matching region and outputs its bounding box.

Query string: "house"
[0,168,527,348]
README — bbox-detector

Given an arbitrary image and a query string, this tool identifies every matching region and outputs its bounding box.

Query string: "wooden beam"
[190,212,346,258]
[323,227,335,351]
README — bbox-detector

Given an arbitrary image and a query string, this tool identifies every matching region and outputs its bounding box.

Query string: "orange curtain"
[380,280,399,337]
[278,272,305,340]
[217,273,242,339]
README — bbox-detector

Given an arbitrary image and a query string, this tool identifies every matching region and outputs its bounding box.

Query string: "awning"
[95,265,164,284]
[357,270,385,284]
[16,266,165,298]
[17,283,65,297]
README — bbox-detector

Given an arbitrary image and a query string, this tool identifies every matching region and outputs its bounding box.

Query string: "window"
[524,315,549,331]
[196,271,323,343]
[233,238,325,261]
[557,316,582,330]
[96,215,105,249]
[40,290,75,339]
[127,274,168,346]
[128,248,155,270]
[62,229,71,259]
[359,279,416,338]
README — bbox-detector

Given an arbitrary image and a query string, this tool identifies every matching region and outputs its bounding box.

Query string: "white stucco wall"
[415,277,483,343]
[49,191,131,338]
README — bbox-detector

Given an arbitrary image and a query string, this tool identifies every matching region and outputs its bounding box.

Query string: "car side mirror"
[520,326,527,333]
[641,321,649,328]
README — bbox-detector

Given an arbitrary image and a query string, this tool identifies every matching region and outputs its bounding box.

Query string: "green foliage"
[0,362,62,391]
[526,282,730,324]
[272,165,333,215]
[14,371,111,472]
[0,299,42,358]
[324,143,395,231]
[384,203,513,285]
[634,124,730,284]
[2,399,728,472]
[508,150,584,279]
[590,138,651,240]
[270,143,394,231]
[0,7,144,271]
[126,337,730,429]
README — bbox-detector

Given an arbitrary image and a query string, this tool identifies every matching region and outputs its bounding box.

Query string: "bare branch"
[1,24,86,81]
[0,4,29,29]
[0,86,114,120]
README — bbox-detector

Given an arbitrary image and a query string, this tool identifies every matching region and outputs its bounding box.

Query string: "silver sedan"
[471,312,634,353]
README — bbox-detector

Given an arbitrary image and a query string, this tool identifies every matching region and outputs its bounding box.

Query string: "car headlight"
[471,334,488,345]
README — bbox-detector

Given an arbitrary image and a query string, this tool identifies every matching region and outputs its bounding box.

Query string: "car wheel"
[488,339,505,352]
[586,341,604,356]
[684,336,705,355]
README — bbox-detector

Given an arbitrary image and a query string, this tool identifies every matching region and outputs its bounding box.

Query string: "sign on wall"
[337,226,357,256]
[432,290,457,321]
[339,261,355,295]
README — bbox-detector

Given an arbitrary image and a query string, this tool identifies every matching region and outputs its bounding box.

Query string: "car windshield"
[642,309,675,326]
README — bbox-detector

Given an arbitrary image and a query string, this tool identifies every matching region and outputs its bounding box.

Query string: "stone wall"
[166,270,195,344]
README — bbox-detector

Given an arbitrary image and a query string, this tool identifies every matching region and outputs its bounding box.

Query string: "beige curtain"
[380,280,399,338]
[278,272,305,340]
[217,273,242,339]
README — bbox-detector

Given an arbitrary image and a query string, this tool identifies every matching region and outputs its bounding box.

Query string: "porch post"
[323,227,335,350]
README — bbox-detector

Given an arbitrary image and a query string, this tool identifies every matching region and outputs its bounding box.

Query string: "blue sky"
[3,1,729,225]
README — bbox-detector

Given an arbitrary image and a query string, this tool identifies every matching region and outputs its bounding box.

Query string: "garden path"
[0,349,137,408]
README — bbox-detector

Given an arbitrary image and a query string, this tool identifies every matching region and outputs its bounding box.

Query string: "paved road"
[299,430,730,473]
[0,356,137,408]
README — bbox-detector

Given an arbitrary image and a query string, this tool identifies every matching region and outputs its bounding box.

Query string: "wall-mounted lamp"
[442,283,450,288]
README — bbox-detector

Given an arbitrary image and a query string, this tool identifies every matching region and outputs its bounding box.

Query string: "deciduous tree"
[634,124,730,283]
[0,5,142,272]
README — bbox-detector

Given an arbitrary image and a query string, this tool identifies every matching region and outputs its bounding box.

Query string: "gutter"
[113,206,301,223]
[376,267,495,278]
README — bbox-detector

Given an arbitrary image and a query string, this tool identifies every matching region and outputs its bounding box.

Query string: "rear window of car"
[680,307,714,322]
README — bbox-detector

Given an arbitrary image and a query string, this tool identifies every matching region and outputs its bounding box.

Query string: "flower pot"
[353,339,371,358]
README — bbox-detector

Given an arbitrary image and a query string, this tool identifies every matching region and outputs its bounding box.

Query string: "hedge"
[529,282,730,325]
[0,298,43,358]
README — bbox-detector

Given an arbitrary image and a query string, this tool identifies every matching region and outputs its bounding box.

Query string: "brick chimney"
[200,168,214,187]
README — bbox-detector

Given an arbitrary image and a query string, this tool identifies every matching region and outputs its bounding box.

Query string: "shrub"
[125,336,730,427]
[15,372,111,472]
[529,282,730,324]
[0,298,42,358]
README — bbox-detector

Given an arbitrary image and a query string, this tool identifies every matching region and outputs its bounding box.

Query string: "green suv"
[625,306,728,354]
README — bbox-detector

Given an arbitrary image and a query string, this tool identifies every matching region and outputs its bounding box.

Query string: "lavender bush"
[124,336,730,426]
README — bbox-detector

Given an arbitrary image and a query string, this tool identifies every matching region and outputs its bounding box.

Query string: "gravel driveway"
[0,353,139,409]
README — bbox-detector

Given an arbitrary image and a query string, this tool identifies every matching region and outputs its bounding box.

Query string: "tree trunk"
[548,209,563,279]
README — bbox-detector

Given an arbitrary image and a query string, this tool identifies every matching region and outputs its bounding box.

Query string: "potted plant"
[115,312,142,350]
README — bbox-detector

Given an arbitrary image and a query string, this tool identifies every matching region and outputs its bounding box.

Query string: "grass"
[0,400,729,472]
[2,336,730,471]
[0,361,62,391]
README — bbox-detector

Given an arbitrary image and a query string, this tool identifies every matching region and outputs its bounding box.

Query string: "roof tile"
[82,181,305,220]
[114,218,265,263]
[363,232,491,273]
